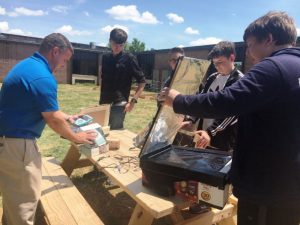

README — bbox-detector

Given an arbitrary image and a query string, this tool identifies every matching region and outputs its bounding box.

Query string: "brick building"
[0,33,109,84]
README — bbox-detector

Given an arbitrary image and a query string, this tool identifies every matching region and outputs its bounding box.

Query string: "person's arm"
[30,77,96,144]
[132,82,146,100]
[162,59,284,118]
[194,116,237,148]
[125,54,146,112]
[42,111,95,144]
[125,82,145,112]
[206,116,237,137]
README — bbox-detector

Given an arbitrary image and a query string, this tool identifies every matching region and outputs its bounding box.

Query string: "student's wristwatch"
[130,98,138,104]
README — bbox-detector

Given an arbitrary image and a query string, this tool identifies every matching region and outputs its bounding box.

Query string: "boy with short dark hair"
[194,41,243,151]
[100,28,146,129]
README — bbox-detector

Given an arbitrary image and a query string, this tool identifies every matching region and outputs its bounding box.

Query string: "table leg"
[217,204,237,225]
[128,204,154,225]
[61,144,81,176]
[169,206,184,224]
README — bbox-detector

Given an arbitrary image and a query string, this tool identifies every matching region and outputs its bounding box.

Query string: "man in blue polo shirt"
[0,33,96,225]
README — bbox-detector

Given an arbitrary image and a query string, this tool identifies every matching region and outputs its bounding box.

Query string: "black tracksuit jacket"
[197,68,243,151]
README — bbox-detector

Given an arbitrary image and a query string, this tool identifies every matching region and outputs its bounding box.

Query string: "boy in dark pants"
[100,28,146,129]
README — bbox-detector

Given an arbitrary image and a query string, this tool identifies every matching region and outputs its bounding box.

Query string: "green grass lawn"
[38,83,157,161]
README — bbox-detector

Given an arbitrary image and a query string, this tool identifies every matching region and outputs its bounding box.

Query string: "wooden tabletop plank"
[83,129,188,219]
[78,129,236,223]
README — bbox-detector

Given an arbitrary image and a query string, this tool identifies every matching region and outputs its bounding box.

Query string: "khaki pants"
[0,137,42,225]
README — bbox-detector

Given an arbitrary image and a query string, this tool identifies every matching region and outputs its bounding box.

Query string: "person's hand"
[180,121,193,130]
[124,102,135,112]
[66,114,83,124]
[74,130,97,144]
[194,130,211,148]
[158,87,181,107]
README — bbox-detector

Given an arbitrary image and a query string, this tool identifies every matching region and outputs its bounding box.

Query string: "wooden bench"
[72,74,98,85]
[40,157,104,225]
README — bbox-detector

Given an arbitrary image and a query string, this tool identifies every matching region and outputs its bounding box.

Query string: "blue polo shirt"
[0,52,59,138]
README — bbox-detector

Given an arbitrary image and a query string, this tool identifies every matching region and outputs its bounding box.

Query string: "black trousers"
[237,199,300,225]
[109,105,126,130]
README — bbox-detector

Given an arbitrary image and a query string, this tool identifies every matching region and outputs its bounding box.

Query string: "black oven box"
[140,145,232,209]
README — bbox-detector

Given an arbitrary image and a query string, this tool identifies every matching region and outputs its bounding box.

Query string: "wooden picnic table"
[61,129,237,225]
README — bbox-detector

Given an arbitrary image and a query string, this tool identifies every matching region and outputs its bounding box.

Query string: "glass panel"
[152,147,232,172]
[140,57,210,157]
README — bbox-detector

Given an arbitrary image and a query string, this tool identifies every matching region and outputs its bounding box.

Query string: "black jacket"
[100,51,145,104]
[198,68,243,151]
[173,48,300,207]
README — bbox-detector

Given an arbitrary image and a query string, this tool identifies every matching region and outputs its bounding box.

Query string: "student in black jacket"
[160,11,300,225]
[194,41,243,151]
[100,28,146,129]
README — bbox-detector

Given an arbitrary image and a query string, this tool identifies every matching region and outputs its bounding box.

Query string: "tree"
[128,38,145,53]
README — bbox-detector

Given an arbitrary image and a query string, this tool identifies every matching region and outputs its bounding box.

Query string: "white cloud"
[0,21,9,32]
[105,5,159,24]
[98,42,107,47]
[166,13,184,24]
[184,27,199,35]
[52,5,69,14]
[190,37,222,46]
[6,12,17,17]
[101,24,129,34]
[297,28,300,36]
[7,7,46,17]
[55,25,92,36]
[9,28,32,36]
[0,6,6,15]
[178,44,185,48]
[0,21,32,35]
[83,11,90,17]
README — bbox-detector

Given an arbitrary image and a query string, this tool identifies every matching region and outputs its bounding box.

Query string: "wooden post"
[128,204,154,225]
[61,144,81,177]
[169,206,184,224]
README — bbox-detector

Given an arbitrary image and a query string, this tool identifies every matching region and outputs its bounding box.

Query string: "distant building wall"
[0,36,70,83]
[0,41,38,81]
[0,33,109,84]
